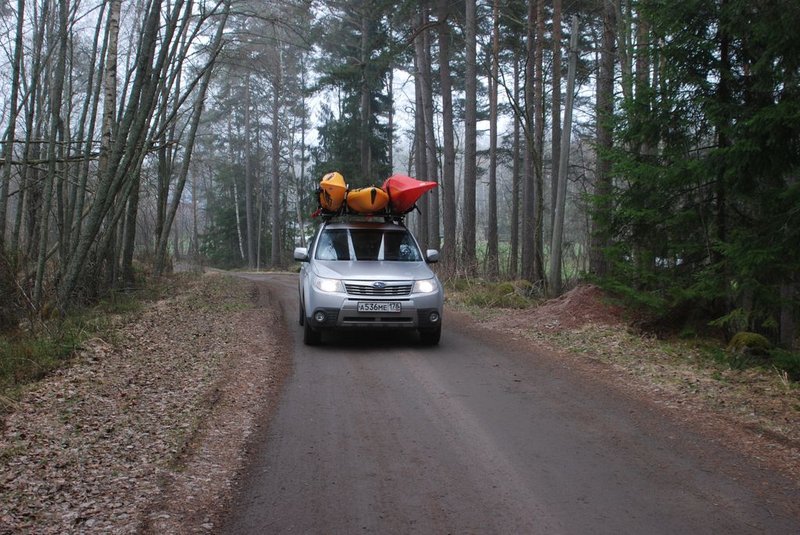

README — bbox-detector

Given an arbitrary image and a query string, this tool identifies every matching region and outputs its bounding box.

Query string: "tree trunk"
[714,0,730,268]
[271,31,283,268]
[0,0,26,248]
[549,16,579,297]
[68,1,107,260]
[550,0,562,234]
[521,1,537,283]
[534,0,545,284]
[154,141,171,266]
[421,14,440,252]
[154,0,230,276]
[615,0,634,103]
[780,282,796,349]
[437,0,455,267]
[387,67,394,174]
[60,0,179,306]
[589,0,616,278]
[486,0,500,279]
[360,10,371,181]
[97,0,121,209]
[233,180,245,261]
[297,61,309,249]
[635,9,652,155]
[462,0,477,275]
[244,74,256,268]
[191,165,199,259]
[19,4,48,261]
[413,16,430,250]
[510,53,521,279]
[121,170,141,286]
[34,0,67,308]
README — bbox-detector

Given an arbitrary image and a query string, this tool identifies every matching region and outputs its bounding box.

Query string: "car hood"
[313,261,435,281]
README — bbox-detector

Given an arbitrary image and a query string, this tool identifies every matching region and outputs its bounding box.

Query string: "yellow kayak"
[346,186,389,214]
[319,172,347,212]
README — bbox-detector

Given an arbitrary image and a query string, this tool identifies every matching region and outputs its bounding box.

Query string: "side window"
[315,230,350,260]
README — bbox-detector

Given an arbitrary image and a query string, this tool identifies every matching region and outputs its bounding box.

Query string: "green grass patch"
[446,278,539,309]
[693,338,800,382]
[0,323,86,407]
[768,349,800,381]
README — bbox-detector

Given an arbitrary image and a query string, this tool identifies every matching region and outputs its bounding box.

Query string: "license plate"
[357,301,401,313]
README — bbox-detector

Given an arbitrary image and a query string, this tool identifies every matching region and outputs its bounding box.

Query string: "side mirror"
[425,249,439,264]
[294,247,309,262]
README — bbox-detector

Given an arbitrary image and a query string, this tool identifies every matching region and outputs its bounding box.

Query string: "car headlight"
[313,277,343,293]
[413,278,437,294]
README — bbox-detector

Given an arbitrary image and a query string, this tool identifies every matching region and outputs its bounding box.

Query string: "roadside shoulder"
[446,304,800,485]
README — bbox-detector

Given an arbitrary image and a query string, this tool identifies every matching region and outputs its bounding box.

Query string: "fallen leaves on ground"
[0,273,289,534]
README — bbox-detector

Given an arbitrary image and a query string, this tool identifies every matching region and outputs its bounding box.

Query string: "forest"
[0,0,797,348]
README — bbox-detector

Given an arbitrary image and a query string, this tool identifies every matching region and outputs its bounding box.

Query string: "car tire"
[419,325,441,346]
[303,319,322,346]
[298,298,304,326]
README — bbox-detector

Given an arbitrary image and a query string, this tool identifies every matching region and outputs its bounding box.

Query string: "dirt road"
[223,273,798,533]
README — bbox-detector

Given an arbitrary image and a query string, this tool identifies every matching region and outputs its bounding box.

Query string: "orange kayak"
[319,172,347,212]
[346,186,389,214]
[383,174,437,214]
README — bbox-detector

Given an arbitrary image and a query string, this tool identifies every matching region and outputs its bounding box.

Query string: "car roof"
[322,220,409,232]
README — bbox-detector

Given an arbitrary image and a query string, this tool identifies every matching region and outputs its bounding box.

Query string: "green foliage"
[697,337,800,381]
[599,0,800,342]
[709,308,749,334]
[768,349,800,381]
[309,2,397,185]
[199,165,248,269]
[600,276,667,316]
[726,331,772,356]
[310,101,392,188]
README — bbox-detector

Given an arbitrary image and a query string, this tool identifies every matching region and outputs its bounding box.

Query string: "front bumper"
[306,287,443,330]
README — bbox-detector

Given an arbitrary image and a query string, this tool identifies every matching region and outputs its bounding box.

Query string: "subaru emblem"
[373,281,386,289]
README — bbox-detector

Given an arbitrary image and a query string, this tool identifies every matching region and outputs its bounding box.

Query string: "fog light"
[314,311,327,323]
[429,311,440,323]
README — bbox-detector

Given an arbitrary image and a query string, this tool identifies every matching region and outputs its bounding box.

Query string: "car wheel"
[303,319,322,346]
[298,298,304,326]
[419,325,441,346]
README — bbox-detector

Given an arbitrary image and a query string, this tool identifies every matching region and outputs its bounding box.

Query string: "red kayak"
[382,174,437,214]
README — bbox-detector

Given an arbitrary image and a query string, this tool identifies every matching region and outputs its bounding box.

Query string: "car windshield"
[315,228,422,262]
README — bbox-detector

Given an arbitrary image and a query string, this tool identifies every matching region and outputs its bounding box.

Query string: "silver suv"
[294,219,444,346]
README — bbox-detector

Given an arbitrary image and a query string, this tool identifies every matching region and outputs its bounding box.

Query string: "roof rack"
[313,205,418,223]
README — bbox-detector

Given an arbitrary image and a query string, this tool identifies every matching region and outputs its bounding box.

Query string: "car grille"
[345,283,413,296]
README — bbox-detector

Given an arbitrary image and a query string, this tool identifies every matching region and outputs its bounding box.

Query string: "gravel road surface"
[223,273,798,534]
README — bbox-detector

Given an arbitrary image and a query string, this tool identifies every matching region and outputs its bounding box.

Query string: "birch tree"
[154,1,231,276]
